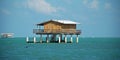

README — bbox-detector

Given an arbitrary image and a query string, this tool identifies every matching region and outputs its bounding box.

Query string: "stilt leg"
[70,35,73,43]
[65,35,67,43]
[34,37,36,43]
[47,35,49,43]
[40,35,42,43]
[26,37,29,43]
[59,35,61,43]
[76,35,79,43]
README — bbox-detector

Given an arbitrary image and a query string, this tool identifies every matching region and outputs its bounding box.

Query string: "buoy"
[25,46,28,48]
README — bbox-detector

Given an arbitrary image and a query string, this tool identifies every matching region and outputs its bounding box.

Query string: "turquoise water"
[0,37,120,60]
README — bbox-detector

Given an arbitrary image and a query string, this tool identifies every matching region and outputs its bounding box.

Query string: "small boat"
[1,33,14,38]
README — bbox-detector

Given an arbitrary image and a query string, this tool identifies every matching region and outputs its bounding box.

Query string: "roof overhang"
[36,19,80,26]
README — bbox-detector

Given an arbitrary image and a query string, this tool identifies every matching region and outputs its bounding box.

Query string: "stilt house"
[33,19,81,43]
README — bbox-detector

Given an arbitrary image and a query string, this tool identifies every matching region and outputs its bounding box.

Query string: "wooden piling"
[26,37,29,43]
[70,35,73,43]
[76,35,79,43]
[65,35,67,43]
[58,35,61,43]
[46,35,49,43]
[40,35,42,43]
[34,37,36,43]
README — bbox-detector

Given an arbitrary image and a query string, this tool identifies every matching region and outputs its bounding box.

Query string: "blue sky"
[0,0,120,37]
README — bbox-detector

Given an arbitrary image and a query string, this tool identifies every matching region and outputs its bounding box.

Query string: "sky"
[0,0,120,37]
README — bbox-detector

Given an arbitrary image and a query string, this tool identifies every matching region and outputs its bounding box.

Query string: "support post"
[58,35,61,43]
[46,35,49,43]
[26,36,29,43]
[34,37,36,43]
[70,35,73,43]
[60,34,62,41]
[76,35,79,43]
[40,35,42,43]
[65,35,67,43]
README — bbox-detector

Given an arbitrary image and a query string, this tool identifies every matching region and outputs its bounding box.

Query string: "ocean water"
[0,37,120,60]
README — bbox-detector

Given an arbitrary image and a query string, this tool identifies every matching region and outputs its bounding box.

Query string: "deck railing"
[33,29,81,34]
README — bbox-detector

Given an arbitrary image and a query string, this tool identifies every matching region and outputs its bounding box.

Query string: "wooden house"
[34,20,80,34]
[31,19,81,43]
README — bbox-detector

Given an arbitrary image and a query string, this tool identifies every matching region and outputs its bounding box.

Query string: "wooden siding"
[44,21,61,32]
[43,21,76,33]
[61,24,76,33]
[62,24,76,29]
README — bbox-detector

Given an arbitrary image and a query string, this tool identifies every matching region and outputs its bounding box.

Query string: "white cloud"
[83,0,98,9]
[83,0,112,10]
[89,0,98,9]
[105,3,111,9]
[27,0,57,14]
[1,9,11,15]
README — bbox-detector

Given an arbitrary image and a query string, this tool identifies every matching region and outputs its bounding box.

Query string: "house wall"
[44,21,61,32]
[61,24,76,32]
[43,21,76,33]
[44,21,61,29]
[62,24,76,30]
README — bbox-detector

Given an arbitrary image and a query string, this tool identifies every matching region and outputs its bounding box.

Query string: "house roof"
[37,19,80,25]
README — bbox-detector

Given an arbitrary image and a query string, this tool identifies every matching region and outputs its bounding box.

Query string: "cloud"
[26,0,57,14]
[83,0,98,9]
[83,0,112,10]
[104,3,111,9]
[89,0,98,9]
[1,9,11,15]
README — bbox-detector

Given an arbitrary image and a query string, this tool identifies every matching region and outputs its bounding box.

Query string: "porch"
[33,29,81,35]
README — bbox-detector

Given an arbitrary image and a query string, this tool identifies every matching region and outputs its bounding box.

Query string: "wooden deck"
[33,29,81,35]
